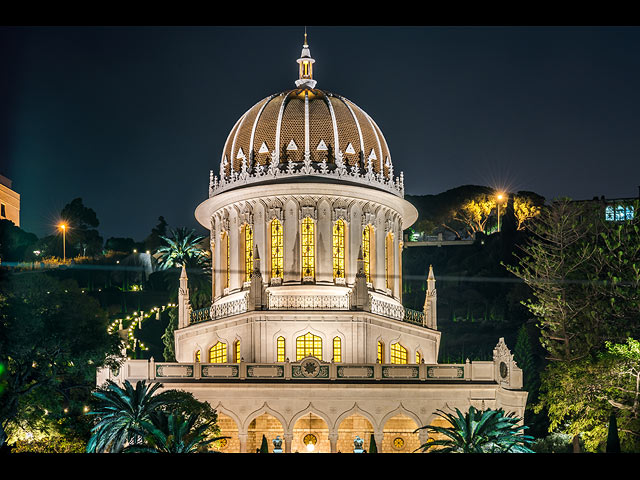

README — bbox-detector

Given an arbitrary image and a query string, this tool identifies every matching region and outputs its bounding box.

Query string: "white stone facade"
[97,37,529,453]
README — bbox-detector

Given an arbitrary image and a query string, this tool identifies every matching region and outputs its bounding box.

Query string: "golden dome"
[219,87,393,180]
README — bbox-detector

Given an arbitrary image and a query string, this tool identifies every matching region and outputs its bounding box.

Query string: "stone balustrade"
[99,357,511,386]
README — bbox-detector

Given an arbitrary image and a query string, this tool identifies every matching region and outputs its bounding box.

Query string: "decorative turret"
[249,245,265,310]
[178,264,191,329]
[423,265,437,329]
[295,31,316,89]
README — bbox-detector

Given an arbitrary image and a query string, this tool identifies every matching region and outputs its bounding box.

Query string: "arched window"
[271,219,284,279]
[362,225,372,283]
[221,231,230,289]
[209,342,227,363]
[391,343,408,364]
[333,336,342,363]
[244,224,253,282]
[234,340,241,363]
[277,336,286,362]
[333,219,346,279]
[195,350,201,362]
[377,341,385,364]
[301,217,315,280]
[385,232,394,290]
[416,351,422,364]
[296,332,322,361]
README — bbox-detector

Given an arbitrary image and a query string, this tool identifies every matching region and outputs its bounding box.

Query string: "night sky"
[2,26,640,242]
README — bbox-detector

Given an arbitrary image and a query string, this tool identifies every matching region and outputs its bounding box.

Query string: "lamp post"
[59,224,67,261]
[497,195,502,233]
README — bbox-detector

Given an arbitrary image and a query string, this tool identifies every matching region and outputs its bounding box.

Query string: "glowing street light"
[496,193,505,233]
[59,223,67,261]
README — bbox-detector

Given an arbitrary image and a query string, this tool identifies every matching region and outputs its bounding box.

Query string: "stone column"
[229,211,241,291]
[284,433,293,453]
[238,432,248,453]
[317,200,332,283]
[328,432,339,453]
[284,199,299,283]
[418,428,429,450]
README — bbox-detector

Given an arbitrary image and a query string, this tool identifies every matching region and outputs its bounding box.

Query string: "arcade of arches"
[210,411,435,453]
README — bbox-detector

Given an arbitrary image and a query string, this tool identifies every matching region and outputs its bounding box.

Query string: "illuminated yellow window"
[209,342,227,363]
[244,224,253,282]
[195,350,201,362]
[271,219,284,278]
[333,336,342,363]
[277,336,286,362]
[301,217,315,279]
[333,219,346,279]
[377,341,384,364]
[391,343,408,364]
[296,332,322,361]
[234,340,241,363]
[385,232,394,290]
[362,225,372,283]
[416,351,422,364]
[221,231,230,289]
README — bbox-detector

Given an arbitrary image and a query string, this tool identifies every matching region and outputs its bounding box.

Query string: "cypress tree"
[259,434,269,453]
[606,411,621,453]
[369,434,377,453]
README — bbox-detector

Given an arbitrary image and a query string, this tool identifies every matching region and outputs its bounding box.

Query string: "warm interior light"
[306,442,314,452]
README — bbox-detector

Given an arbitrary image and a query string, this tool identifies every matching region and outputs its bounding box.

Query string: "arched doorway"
[291,412,329,453]
[247,413,285,453]
[212,412,239,453]
[382,414,420,453]
[337,413,374,453]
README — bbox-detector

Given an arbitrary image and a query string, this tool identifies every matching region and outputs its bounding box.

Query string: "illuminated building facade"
[0,174,20,227]
[99,37,528,453]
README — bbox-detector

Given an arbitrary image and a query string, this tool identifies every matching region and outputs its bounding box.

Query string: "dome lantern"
[295,32,316,89]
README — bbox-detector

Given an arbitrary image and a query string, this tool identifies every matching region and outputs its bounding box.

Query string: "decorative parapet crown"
[209,157,405,198]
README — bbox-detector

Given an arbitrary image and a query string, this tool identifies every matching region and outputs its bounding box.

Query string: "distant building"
[574,188,639,223]
[0,175,20,227]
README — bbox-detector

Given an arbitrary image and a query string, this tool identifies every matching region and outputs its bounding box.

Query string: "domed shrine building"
[98,37,528,453]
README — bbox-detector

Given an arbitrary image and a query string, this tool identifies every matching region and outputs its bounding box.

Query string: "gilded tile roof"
[219,88,394,180]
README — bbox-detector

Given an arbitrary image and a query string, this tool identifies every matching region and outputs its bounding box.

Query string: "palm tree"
[414,406,534,453]
[122,412,228,453]
[156,227,208,270]
[86,380,172,453]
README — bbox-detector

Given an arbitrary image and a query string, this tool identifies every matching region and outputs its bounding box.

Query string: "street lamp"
[496,193,505,233]
[59,224,67,261]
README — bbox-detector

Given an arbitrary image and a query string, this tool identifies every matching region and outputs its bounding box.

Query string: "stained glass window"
[244,224,253,282]
[333,336,342,363]
[391,343,408,364]
[616,205,625,221]
[277,336,286,362]
[209,342,227,363]
[377,341,384,363]
[362,225,372,283]
[296,332,322,360]
[333,219,346,279]
[271,219,284,279]
[301,217,315,279]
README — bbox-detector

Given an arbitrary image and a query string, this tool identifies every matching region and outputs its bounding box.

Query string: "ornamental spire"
[295,29,317,89]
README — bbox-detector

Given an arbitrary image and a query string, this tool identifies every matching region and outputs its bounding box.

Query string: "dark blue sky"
[3,26,640,241]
